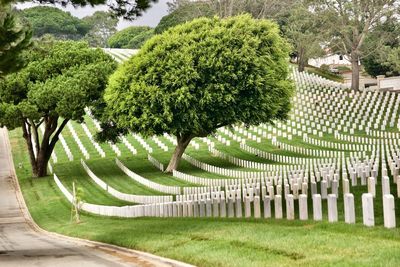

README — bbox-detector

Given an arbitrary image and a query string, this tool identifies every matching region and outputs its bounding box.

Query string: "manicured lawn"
[9,129,400,267]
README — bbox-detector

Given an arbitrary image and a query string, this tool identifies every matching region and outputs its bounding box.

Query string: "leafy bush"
[107,26,154,49]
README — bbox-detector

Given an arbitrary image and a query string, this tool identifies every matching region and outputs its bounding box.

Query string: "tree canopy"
[281,1,324,72]
[0,5,31,76]
[0,40,116,177]
[154,1,213,34]
[83,11,118,47]
[104,15,294,172]
[20,6,90,40]
[107,26,153,48]
[311,0,400,90]
[7,0,156,20]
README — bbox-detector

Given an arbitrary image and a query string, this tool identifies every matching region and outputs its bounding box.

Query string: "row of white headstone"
[115,158,181,194]
[54,171,396,228]
[67,122,90,160]
[80,159,173,203]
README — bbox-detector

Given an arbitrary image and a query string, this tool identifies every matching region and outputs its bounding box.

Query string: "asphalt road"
[0,128,190,267]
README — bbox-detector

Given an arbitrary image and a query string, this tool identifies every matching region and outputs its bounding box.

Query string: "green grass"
[10,128,400,267]
[305,66,344,83]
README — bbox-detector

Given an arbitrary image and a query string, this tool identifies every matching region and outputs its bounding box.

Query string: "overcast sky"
[15,0,170,30]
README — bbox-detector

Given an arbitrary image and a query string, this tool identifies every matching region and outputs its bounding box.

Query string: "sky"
[15,0,170,30]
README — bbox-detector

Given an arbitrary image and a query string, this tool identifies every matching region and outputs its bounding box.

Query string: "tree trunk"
[21,117,68,178]
[298,48,306,72]
[351,53,360,91]
[165,134,193,173]
[35,149,49,177]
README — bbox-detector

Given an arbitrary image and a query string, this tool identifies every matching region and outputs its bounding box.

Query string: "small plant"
[71,181,84,224]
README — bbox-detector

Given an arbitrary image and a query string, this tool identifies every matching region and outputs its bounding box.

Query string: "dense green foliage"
[21,6,90,39]
[0,5,31,76]
[154,1,213,34]
[361,18,400,78]
[0,40,116,176]
[104,15,294,171]
[83,11,118,47]
[281,2,323,72]
[107,26,153,48]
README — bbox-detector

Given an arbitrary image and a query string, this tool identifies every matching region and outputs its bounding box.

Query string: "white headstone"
[321,181,328,199]
[264,196,271,218]
[312,194,322,221]
[254,196,261,218]
[362,193,374,227]
[299,194,308,220]
[327,194,338,222]
[274,195,283,219]
[383,194,396,229]
[286,194,295,220]
[344,193,355,224]
[244,196,251,218]
[368,177,376,197]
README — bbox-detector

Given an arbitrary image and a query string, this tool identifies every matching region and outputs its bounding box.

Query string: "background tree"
[206,0,295,19]
[362,18,400,77]
[107,26,153,48]
[20,6,90,40]
[154,0,213,34]
[83,11,118,47]
[282,2,324,72]
[0,5,31,76]
[10,0,157,20]
[104,15,294,172]
[0,40,116,177]
[312,0,400,91]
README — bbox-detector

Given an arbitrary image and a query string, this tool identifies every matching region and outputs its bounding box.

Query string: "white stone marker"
[368,177,376,197]
[177,202,183,217]
[327,194,338,222]
[311,182,317,195]
[235,197,242,218]
[383,194,396,229]
[206,199,212,217]
[321,181,328,199]
[331,180,338,197]
[344,193,355,224]
[382,176,390,195]
[188,201,193,217]
[274,195,283,219]
[299,194,308,220]
[312,194,322,221]
[244,196,251,218]
[264,196,271,218]
[362,193,374,227]
[173,202,178,217]
[213,198,219,217]
[199,200,206,217]
[343,179,350,195]
[227,198,234,218]
[286,194,295,220]
[220,197,226,217]
[193,200,199,217]
[182,202,187,217]
[254,196,261,218]
[301,182,308,196]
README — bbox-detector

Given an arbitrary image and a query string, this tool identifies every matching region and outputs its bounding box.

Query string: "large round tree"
[104,15,294,172]
[0,40,116,177]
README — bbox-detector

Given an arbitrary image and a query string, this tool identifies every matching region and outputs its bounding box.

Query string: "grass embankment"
[305,66,344,83]
[10,129,400,267]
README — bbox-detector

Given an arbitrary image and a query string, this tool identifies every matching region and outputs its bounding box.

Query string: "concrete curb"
[4,128,196,267]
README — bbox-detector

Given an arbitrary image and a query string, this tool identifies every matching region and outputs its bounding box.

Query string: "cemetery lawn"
[10,131,400,267]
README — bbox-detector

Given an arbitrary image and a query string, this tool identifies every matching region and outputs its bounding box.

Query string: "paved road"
[0,128,190,267]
